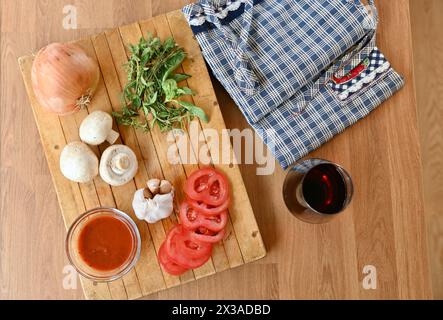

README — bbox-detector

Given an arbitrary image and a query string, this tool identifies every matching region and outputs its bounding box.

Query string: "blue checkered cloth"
[183,0,404,169]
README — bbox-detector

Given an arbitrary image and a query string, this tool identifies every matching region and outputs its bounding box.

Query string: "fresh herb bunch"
[113,35,208,132]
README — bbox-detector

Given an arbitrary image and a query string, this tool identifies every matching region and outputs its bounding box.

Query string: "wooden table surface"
[0,0,432,299]
[410,0,443,299]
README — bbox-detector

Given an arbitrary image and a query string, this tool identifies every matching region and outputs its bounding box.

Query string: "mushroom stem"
[106,130,120,145]
[111,153,131,175]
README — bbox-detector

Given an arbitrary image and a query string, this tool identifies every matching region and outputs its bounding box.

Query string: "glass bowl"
[66,207,141,282]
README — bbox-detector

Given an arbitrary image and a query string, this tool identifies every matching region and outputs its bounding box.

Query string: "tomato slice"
[164,225,212,269]
[158,243,188,276]
[187,197,230,216]
[185,168,229,207]
[180,201,228,232]
[189,227,226,244]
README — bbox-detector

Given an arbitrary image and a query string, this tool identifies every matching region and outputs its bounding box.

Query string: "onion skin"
[31,43,100,115]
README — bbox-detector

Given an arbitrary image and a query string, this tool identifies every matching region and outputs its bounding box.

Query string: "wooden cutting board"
[18,10,266,300]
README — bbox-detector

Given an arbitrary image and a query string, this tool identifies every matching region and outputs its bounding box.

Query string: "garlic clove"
[143,187,153,200]
[159,180,172,194]
[147,178,161,195]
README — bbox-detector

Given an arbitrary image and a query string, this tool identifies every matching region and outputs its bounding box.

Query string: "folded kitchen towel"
[182,0,405,169]
[253,47,404,169]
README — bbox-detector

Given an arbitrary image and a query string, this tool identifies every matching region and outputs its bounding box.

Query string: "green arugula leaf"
[113,34,208,132]
[147,91,158,106]
[162,79,178,102]
[176,87,194,96]
[176,100,208,123]
[161,51,186,83]
[132,96,142,108]
[172,73,191,83]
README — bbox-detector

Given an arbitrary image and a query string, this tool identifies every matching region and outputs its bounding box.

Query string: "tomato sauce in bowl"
[66,208,141,282]
[78,216,134,271]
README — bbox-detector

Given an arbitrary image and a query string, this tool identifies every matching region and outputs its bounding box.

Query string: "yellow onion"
[31,43,100,115]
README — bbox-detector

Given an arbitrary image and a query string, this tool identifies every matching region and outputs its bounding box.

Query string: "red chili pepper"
[332,58,370,84]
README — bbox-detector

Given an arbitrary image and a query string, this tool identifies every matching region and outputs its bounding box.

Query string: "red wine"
[302,163,347,214]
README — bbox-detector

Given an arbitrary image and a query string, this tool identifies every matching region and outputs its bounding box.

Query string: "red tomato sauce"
[78,216,134,271]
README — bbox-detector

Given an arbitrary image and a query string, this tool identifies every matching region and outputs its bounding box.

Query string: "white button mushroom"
[79,111,119,146]
[99,144,138,186]
[132,179,175,224]
[60,142,99,183]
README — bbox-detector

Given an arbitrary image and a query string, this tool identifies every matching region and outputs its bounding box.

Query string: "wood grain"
[17,9,266,299]
[410,0,443,299]
[0,0,433,299]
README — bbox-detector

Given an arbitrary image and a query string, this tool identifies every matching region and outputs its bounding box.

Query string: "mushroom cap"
[60,141,98,183]
[99,144,138,186]
[79,111,114,145]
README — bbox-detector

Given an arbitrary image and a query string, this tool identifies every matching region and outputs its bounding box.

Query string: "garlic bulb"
[132,190,174,224]
[132,179,175,224]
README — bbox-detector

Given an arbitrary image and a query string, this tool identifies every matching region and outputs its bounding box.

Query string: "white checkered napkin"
[183,0,377,124]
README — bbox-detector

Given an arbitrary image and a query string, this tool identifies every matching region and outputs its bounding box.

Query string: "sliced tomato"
[158,243,188,276]
[164,225,212,269]
[187,197,230,216]
[189,227,226,244]
[180,201,228,232]
[185,168,229,207]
